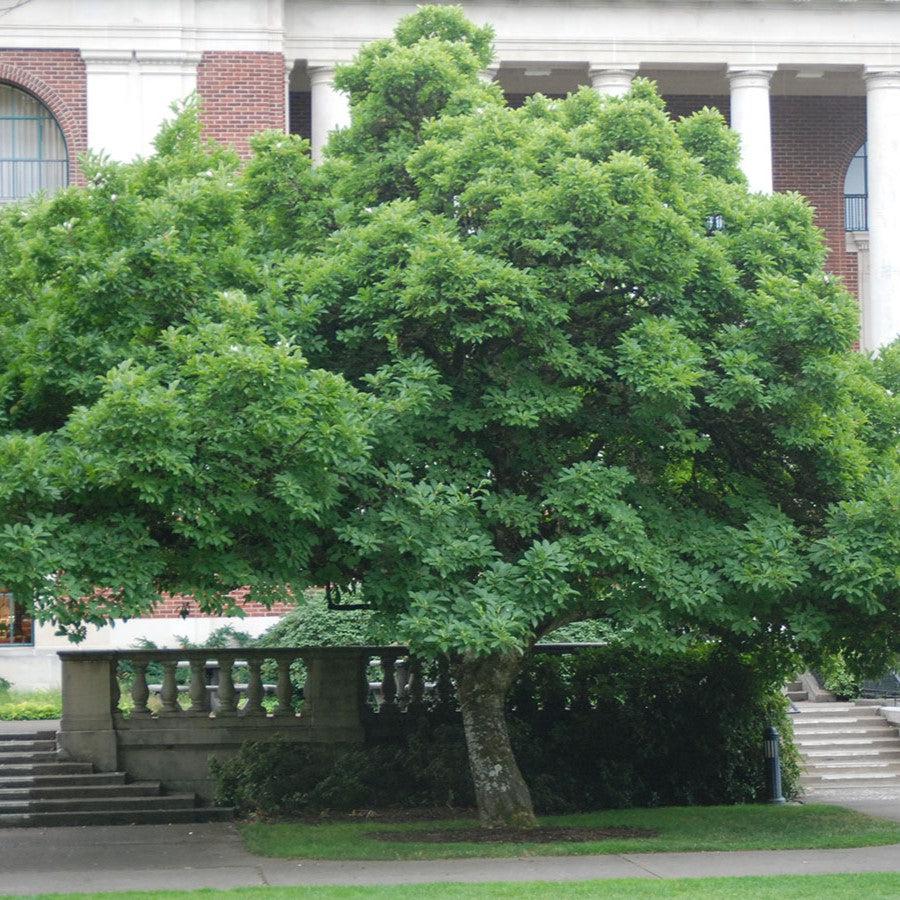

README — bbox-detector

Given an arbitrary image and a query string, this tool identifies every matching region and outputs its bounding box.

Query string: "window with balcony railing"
[0,83,68,205]
[844,143,867,232]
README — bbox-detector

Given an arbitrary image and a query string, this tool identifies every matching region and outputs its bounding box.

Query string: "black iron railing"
[845,194,867,232]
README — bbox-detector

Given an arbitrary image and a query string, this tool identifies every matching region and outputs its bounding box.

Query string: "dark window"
[844,143,867,232]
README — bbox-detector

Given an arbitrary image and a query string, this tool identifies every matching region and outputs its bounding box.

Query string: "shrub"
[816,653,862,701]
[0,688,63,720]
[212,720,473,816]
[212,643,799,816]
[255,590,378,648]
[509,644,801,811]
[0,675,10,695]
[177,625,255,649]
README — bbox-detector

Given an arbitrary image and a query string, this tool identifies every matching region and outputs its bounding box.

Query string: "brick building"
[0,1,898,686]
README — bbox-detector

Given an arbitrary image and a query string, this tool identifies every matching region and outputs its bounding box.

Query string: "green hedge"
[255,591,377,648]
[509,644,800,811]
[213,643,799,816]
[0,688,62,721]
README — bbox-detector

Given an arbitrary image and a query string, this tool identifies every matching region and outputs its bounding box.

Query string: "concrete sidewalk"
[0,823,899,896]
[804,787,900,823]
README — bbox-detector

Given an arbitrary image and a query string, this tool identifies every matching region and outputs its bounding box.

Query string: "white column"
[727,66,775,194]
[84,51,199,161]
[864,67,900,351]
[83,51,140,162]
[589,65,639,98]
[134,52,200,155]
[285,60,294,133]
[309,65,351,165]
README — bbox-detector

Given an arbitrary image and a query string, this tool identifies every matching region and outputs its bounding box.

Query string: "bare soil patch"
[284,807,477,825]
[369,825,659,844]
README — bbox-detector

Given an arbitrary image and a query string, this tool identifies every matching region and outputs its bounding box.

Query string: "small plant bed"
[239,803,900,861]
[369,825,658,843]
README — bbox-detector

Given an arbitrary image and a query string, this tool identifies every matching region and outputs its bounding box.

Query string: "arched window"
[0,82,68,204]
[844,143,867,232]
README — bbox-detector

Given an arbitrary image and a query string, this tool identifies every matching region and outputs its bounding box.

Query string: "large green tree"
[0,7,897,827]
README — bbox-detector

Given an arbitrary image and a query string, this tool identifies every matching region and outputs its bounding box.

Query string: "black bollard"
[764,725,786,804]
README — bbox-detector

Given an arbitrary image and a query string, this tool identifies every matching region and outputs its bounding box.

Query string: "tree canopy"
[0,5,896,826]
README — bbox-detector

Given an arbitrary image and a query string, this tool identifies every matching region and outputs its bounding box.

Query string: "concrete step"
[794,714,883,725]
[801,772,900,784]
[0,740,56,753]
[787,691,808,701]
[0,731,57,743]
[793,726,894,737]
[805,766,900,779]
[0,751,60,765]
[0,806,234,828]
[800,748,900,760]
[796,736,899,748]
[805,758,900,770]
[0,793,197,814]
[0,782,161,801]
[0,772,126,789]
[0,762,93,778]
[796,735,896,745]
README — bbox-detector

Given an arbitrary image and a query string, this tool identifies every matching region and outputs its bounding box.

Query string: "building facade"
[1,1,898,685]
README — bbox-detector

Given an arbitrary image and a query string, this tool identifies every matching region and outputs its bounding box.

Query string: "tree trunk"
[453,651,537,828]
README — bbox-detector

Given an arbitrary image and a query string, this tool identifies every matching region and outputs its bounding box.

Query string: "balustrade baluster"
[160,660,180,715]
[130,660,150,717]
[188,657,211,716]
[380,653,398,712]
[395,658,410,703]
[408,657,425,710]
[216,655,238,717]
[274,656,294,716]
[242,658,266,717]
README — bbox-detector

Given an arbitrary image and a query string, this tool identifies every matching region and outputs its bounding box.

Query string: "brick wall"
[771,96,866,297]
[664,94,866,298]
[147,591,296,619]
[197,51,286,157]
[0,49,87,186]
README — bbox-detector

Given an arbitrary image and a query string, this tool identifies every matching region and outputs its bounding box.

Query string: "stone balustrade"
[57,646,420,799]
[57,642,603,800]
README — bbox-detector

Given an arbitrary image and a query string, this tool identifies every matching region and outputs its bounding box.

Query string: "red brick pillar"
[196,51,287,157]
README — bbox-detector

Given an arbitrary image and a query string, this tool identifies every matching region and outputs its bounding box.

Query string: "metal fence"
[845,194,867,232]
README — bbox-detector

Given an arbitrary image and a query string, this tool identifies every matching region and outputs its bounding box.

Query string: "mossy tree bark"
[453,651,537,828]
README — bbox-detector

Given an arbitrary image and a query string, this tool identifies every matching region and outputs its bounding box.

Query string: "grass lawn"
[240,804,900,860]
[17,873,900,899]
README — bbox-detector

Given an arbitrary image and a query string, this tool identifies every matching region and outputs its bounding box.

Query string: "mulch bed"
[369,825,659,844]
[288,807,478,824]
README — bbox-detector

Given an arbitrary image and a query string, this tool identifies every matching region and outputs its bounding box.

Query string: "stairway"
[0,729,232,827]
[794,702,900,793]
[785,679,808,702]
